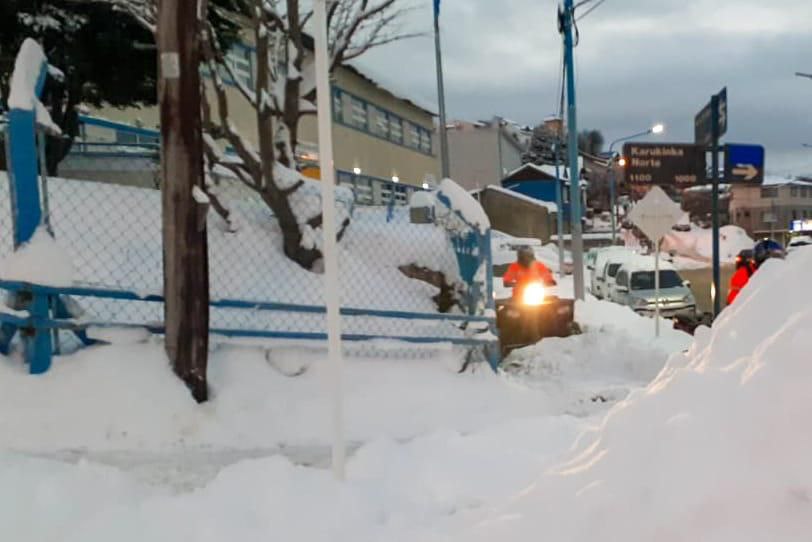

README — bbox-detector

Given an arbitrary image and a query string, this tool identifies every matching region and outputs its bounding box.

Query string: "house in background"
[446,117,531,191]
[730,176,812,241]
[500,162,586,229]
[88,39,440,195]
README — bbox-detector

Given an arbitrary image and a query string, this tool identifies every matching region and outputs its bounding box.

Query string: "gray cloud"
[355,0,812,174]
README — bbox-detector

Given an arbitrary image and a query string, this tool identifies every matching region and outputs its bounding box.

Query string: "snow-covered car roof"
[616,255,679,275]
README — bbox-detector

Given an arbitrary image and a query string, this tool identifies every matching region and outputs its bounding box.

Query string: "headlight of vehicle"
[682,294,695,304]
[522,282,546,306]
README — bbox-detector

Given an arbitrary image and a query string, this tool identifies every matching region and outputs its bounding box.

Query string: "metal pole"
[711,93,721,317]
[314,0,345,481]
[554,142,565,277]
[609,167,617,244]
[433,7,450,179]
[562,0,584,299]
[655,238,661,337]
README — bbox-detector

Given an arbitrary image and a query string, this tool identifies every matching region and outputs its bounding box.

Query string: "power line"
[576,0,608,21]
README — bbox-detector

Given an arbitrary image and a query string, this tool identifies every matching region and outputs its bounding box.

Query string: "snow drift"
[460,247,812,542]
[662,224,753,263]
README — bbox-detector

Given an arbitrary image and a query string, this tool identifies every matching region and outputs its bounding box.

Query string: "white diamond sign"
[628,186,684,242]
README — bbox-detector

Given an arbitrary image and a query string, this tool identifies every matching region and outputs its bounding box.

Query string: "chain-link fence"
[2,117,495,362]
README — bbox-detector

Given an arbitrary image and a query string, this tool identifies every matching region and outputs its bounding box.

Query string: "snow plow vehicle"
[495,280,575,357]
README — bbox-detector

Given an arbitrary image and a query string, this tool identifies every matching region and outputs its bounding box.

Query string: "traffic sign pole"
[711,93,722,318]
[562,0,585,300]
[655,238,661,337]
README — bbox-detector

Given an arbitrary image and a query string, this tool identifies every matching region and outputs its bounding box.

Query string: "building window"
[761,187,778,198]
[329,86,431,155]
[332,89,343,123]
[744,210,750,218]
[350,97,367,129]
[369,106,389,138]
[792,210,798,220]
[791,186,799,197]
[419,128,432,154]
[407,122,420,149]
[389,116,403,144]
[805,187,811,198]
[224,45,254,88]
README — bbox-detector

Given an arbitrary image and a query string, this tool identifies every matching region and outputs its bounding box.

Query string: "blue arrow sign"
[724,143,765,183]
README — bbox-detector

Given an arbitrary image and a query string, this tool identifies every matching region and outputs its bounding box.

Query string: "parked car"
[612,257,697,318]
[591,249,635,299]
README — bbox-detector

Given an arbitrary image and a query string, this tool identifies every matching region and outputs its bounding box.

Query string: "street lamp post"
[607,124,664,243]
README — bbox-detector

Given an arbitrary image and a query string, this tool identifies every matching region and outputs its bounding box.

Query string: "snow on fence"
[0,43,497,372]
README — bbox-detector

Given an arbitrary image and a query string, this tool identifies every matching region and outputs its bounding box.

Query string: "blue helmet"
[753,239,785,266]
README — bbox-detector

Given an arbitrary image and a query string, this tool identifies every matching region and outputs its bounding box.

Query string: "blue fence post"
[483,228,501,370]
[6,41,53,373]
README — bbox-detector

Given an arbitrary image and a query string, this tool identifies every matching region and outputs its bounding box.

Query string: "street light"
[607,123,665,243]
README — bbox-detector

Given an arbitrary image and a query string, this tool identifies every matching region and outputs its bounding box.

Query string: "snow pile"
[436,178,490,234]
[0,415,584,542]
[508,297,691,390]
[0,227,75,286]
[8,38,61,134]
[662,224,753,263]
[459,248,812,542]
[0,342,568,452]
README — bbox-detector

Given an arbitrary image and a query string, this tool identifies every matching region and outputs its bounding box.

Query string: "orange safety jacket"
[503,261,556,300]
[727,263,755,305]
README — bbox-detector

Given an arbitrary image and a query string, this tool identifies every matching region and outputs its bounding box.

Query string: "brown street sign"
[623,143,706,187]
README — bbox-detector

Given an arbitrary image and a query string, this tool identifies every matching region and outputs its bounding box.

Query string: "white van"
[591,248,635,299]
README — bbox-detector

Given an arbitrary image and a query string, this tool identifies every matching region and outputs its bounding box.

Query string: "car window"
[616,270,628,287]
[631,270,683,290]
[607,263,622,278]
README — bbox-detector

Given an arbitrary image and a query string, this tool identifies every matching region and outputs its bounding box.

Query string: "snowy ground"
[6,175,808,540]
[0,277,694,540]
[5,243,810,540]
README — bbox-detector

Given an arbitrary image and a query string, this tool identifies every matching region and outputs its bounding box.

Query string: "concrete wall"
[447,121,525,191]
[478,187,554,243]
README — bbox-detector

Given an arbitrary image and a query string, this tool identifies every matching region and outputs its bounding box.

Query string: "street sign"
[627,186,683,337]
[628,185,684,243]
[695,87,728,146]
[724,143,765,184]
[623,142,706,187]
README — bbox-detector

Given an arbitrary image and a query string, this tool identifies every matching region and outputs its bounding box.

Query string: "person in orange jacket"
[727,240,785,305]
[503,247,556,301]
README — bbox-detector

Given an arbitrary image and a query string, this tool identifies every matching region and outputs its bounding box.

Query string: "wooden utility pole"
[158,0,210,402]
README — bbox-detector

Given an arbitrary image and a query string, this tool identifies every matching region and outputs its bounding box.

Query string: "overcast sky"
[355,0,812,175]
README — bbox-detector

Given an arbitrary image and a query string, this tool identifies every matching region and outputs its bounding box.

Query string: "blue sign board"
[724,143,765,184]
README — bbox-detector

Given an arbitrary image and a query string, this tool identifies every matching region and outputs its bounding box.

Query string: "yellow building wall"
[91,65,439,188]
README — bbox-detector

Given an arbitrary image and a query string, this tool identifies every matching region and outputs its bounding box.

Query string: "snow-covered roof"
[476,185,557,213]
[344,61,438,117]
[504,158,586,182]
[617,255,678,274]
[761,176,812,187]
